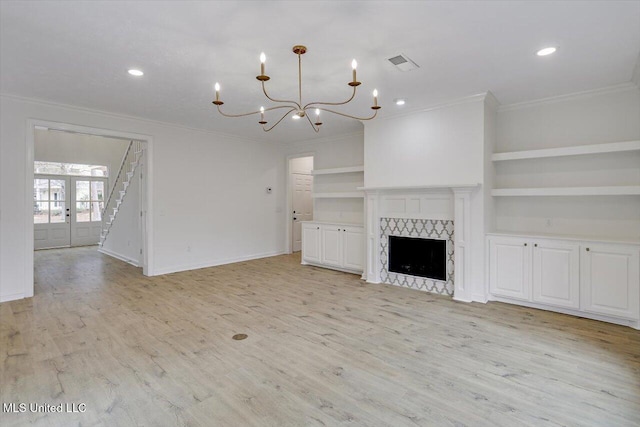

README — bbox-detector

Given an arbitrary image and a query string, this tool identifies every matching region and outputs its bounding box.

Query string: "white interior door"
[34,176,71,249]
[291,173,313,252]
[71,178,106,246]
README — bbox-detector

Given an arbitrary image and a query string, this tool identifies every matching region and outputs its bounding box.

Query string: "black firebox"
[388,236,446,281]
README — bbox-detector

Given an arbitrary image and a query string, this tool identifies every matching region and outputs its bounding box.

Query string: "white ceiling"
[1,1,639,143]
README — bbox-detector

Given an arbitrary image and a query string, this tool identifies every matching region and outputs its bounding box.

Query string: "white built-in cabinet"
[302,221,364,274]
[581,243,640,320]
[488,234,640,326]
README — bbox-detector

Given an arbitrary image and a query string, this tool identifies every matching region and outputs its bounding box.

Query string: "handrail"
[101,140,142,240]
[103,140,133,216]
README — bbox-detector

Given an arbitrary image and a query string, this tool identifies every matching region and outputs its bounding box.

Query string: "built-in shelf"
[492,140,640,162]
[313,192,365,199]
[492,186,640,197]
[311,166,364,175]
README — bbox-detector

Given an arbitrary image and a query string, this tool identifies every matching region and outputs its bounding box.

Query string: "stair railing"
[101,140,142,239]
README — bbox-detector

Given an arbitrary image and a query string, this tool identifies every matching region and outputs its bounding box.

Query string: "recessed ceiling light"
[128,69,144,77]
[395,99,406,106]
[536,47,557,57]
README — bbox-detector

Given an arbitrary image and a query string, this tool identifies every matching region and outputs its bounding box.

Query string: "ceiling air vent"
[387,54,419,72]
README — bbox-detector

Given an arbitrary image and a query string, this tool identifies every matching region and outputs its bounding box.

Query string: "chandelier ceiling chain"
[212,44,381,133]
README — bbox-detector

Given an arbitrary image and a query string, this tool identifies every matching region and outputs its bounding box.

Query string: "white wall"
[364,97,485,188]
[362,95,490,302]
[289,156,313,174]
[285,131,364,169]
[497,85,640,151]
[0,95,286,302]
[100,152,142,265]
[35,129,129,194]
[495,85,640,240]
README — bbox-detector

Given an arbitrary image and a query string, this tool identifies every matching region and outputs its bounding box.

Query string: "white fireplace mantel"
[363,183,480,302]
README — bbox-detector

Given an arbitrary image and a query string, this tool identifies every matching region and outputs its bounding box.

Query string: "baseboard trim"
[0,292,25,303]
[490,296,639,329]
[98,247,140,267]
[152,250,287,276]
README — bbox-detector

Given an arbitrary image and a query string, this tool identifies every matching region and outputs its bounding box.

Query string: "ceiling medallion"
[213,45,381,133]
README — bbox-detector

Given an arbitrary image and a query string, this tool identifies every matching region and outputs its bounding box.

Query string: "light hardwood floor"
[1,247,639,426]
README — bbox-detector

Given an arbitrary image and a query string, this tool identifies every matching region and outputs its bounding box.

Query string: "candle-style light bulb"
[351,59,357,83]
[260,52,266,75]
[315,108,320,116]
[373,89,378,107]
[214,82,220,102]
[259,106,266,124]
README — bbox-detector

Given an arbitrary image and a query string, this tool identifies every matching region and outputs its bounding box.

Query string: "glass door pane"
[50,179,66,204]
[90,181,104,201]
[34,201,49,223]
[76,180,90,202]
[76,202,91,222]
[91,202,104,221]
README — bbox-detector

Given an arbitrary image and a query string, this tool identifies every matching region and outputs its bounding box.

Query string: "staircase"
[99,140,143,247]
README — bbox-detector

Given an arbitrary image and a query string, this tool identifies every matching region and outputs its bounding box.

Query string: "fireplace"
[363,185,478,301]
[380,218,454,296]
[388,236,446,281]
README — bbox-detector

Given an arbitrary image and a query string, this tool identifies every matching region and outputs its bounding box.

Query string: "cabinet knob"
[534,243,537,247]
[317,227,319,230]
[586,247,590,252]
[524,243,527,247]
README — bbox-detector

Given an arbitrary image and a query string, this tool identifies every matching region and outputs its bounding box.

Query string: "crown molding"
[497,83,639,113]
[484,90,500,110]
[0,92,268,145]
[372,92,489,123]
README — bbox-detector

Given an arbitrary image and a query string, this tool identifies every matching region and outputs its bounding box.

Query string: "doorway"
[288,156,314,253]
[34,172,108,249]
[24,119,154,301]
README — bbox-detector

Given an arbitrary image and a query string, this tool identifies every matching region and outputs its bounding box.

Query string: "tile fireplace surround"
[380,218,455,296]
[362,185,479,302]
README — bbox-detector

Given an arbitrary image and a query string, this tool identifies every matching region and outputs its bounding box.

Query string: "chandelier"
[212,45,381,132]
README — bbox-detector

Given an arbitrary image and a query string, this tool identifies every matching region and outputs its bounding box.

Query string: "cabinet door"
[532,241,580,309]
[301,224,321,264]
[321,226,343,268]
[342,226,364,271]
[489,237,531,301]
[581,244,640,320]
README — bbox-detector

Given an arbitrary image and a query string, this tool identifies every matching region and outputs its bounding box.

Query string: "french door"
[34,175,107,249]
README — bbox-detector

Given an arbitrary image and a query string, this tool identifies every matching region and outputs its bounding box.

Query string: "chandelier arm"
[302,86,357,110]
[216,105,261,118]
[216,105,294,118]
[262,108,298,132]
[317,107,379,121]
[304,113,320,133]
[261,82,301,109]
